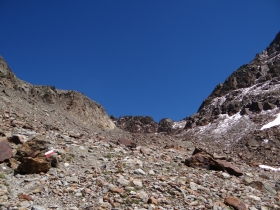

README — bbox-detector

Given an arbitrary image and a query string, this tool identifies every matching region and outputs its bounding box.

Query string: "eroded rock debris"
[0,32,280,209]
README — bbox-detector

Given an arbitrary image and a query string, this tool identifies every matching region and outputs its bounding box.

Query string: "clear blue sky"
[1,1,279,122]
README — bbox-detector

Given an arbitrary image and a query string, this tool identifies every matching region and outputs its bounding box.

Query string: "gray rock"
[189,182,198,191]
[117,176,130,186]
[65,176,78,183]
[32,205,47,210]
[264,182,277,195]
[133,179,143,187]
[134,168,146,175]
[0,185,8,196]
[20,200,31,208]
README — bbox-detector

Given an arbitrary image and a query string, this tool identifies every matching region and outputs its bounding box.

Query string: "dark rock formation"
[185,148,243,176]
[113,116,186,135]
[184,32,280,129]
[14,136,56,174]
[116,116,158,133]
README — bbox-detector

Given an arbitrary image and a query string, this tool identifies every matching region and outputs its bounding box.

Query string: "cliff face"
[0,56,115,131]
[179,32,280,166]
[185,32,280,128]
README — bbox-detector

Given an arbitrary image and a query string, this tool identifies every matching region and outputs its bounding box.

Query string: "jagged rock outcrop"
[112,116,186,134]
[114,116,158,133]
[189,32,280,125]
[0,56,115,130]
[181,31,280,166]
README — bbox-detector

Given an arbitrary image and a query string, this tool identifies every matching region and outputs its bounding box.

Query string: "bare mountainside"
[0,56,115,131]
[0,32,280,210]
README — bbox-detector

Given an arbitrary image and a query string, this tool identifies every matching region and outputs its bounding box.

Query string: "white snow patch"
[210,96,227,107]
[211,113,242,134]
[172,120,186,129]
[259,165,280,172]
[260,113,280,130]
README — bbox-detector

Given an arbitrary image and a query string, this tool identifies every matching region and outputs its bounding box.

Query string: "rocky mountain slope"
[180,32,280,167]
[0,56,115,131]
[0,32,280,210]
[113,32,280,166]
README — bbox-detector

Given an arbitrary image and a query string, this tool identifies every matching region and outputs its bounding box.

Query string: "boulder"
[15,136,50,160]
[14,136,55,174]
[246,139,260,149]
[216,160,243,177]
[185,149,224,171]
[224,197,247,210]
[0,138,13,162]
[185,148,243,176]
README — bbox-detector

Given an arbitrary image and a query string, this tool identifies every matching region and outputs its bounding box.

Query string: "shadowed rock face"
[178,32,280,166]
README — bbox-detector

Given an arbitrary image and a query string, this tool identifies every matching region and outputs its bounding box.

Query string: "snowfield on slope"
[260,113,280,130]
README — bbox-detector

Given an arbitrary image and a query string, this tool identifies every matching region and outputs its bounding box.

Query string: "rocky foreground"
[0,114,280,210]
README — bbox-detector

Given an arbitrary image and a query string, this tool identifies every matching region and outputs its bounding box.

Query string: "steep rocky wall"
[185,31,280,128]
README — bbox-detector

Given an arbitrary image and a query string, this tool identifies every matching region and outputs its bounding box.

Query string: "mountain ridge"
[0,56,116,131]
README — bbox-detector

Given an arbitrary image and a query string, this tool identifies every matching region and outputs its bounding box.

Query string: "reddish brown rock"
[109,187,125,195]
[224,197,247,210]
[8,158,20,169]
[18,193,34,201]
[184,149,224,171]
[15,136,50,160]
[185,148,243,177]
[0,138,13,162]
[148,196,158,205]
[217,160,243,177]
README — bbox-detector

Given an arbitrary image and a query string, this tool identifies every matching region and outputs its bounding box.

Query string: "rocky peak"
[181,32,280,167]
[266,31,280,56]
[197,31,280,116]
